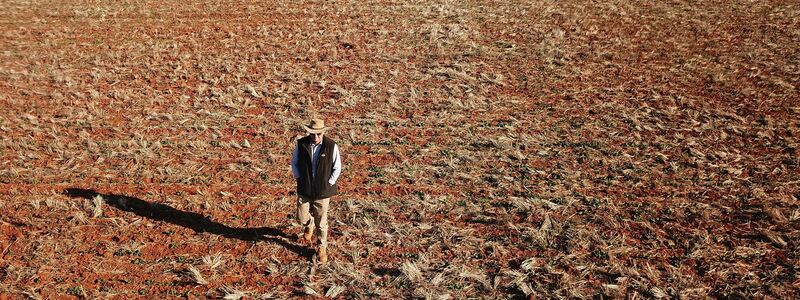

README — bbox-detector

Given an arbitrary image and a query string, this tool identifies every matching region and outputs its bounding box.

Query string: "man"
[290,118,341,263]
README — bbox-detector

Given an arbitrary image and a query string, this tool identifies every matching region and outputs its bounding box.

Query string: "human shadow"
[64,188,312,258]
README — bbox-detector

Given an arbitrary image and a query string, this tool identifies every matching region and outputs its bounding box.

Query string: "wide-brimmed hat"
[303,118,331,134]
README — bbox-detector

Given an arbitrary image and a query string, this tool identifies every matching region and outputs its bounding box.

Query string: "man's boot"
[298,227,313,243]
[318,246,328,264]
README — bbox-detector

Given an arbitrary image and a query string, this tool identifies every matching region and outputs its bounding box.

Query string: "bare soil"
[1,0,798,298]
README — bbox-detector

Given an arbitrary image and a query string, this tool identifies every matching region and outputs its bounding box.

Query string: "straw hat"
[303,118,331,134]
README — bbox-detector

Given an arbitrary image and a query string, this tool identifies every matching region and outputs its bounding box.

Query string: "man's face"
[311,132,323,145]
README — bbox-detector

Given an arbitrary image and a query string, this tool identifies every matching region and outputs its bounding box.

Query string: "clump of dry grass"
[91,195,103,218]
[218,285,248,299]
[302,284,320,296]
[325,284,346,298]
[202,252,225,270]
[185,265,208,285]
[400,260,424,283]
[29,198,40,210]
[69,211,88,225]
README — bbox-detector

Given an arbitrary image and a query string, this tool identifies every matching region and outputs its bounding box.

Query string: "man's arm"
[291,144,300,179]
[328,144,341,185]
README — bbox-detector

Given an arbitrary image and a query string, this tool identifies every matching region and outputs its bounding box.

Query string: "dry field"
[1,0,798,298]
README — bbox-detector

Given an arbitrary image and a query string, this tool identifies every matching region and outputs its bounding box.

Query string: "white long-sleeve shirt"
[291,142,341,185]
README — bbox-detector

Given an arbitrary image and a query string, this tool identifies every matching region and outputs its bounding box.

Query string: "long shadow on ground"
[64,188,312,258]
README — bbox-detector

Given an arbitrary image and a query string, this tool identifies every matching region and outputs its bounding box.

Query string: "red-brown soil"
[1,0,798,298]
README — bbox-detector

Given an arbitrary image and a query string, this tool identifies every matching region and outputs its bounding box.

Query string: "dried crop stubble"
[1,0,798,298]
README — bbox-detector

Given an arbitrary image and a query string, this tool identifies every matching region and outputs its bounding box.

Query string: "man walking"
[291,118,341,263]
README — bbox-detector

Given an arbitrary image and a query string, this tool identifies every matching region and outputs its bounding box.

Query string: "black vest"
[296,136,338,198]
